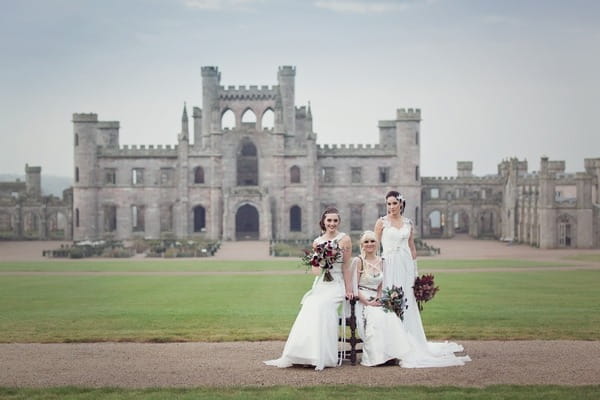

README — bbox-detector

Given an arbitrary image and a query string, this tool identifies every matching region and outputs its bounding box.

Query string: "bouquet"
[413,274,440,312]
[300,240,341,282]
[378,285,408,320]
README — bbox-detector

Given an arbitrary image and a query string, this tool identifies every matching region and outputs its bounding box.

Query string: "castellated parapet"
[72,113,98,123]
[396,108,421,121]
[316,143,395,157]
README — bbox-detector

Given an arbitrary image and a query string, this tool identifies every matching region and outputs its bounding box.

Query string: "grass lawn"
[0,258,571,272]
[1,269,599,342]
[1,385,599,400]
[565,254,600,263]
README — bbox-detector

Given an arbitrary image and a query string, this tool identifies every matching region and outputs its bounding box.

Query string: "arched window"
[221,109,235,130]
[237,139,258,186]
[194,166,205,184]
[75,167,79,182]
[241,108,257,127]
[261,108,274,130]
[290,205,302,232]
[290,166,301,183]
[75,208,80,227]
[194,206,206,232]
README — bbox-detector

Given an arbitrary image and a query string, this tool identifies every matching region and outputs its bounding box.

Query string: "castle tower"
[457,161,473,177]
[192,106,202,147]
[72,113,100,240]
[277,66,296,135]
[201,66,220,140]
[25,164,42,199]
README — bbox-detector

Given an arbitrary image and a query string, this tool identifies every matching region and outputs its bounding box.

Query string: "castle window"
[104,169,116,185]
[241,108,257,128]
[75,209,79,227]
[131,205,145,232]
[321,167,335,184]
[378,167,389,183]
[415,165,420,181]
[351,167,362,184]
[160,168,174,186]
[290,205,302,232]
[193,166,205,184]
[430,188,439,199]
[160,204,173,232]
[415,207,419,226]
[350,204,363,231]
[416,131,419,145]
[75,133,79,146]
[221,109,236,130]
[193,205,206,232]
[237,139,258,186]
[75,167,79,183]
[261,108,274,130]
[290,166,301,183]
[132,168,144,185]
[103,205,117,232]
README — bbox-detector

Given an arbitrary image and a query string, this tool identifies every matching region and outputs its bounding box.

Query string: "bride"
[374,190,471,368]
[264,207,353,370]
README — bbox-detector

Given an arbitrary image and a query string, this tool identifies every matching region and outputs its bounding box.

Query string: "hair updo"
[385,190,406,215]
[319,207,340,232]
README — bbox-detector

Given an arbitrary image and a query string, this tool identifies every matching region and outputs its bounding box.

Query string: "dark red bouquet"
[413,274,439,312]
[300,240,341,282]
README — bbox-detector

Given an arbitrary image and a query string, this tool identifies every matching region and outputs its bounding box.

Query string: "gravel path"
[1,341,599,388]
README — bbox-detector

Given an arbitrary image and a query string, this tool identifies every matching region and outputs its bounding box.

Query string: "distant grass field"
[0,258,573,272]
[1,385,599,400]
[1,267,599,343]
[566,254,600,263]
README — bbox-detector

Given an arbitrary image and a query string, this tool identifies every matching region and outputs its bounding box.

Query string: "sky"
[1,0,599,180]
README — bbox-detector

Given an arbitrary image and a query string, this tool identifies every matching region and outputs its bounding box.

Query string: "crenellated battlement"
[98,144,178,158]
[72,113,98,122]
[316,143,395,157]
[396,108,421,121]
[422,175,503,183]
[219,85,278,101]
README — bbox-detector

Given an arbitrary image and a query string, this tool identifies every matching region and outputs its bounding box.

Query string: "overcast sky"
[1,0,599,180]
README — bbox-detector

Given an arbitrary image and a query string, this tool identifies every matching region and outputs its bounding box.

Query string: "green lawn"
[1,269,599,342]
[0,258,571,272]
[566,254,600,263]
[1,385,599,400]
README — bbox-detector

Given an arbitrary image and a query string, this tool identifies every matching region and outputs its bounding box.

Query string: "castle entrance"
[236,204,259,240]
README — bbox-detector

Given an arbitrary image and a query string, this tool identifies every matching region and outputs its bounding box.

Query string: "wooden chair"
[338,298,363,365]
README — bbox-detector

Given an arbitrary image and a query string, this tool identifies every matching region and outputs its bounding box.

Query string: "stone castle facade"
[0,165,72,240]
[70,66,599,248]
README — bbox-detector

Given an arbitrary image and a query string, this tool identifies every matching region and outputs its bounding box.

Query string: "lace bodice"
[380,216,412,256]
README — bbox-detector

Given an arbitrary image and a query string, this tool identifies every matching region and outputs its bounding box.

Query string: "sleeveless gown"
[380,216,471,368]
[354,257,411,366]
[264,232,346,371]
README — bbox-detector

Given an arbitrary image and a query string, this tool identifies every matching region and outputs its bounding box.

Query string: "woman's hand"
[366,297,381,307]
[311,266,321,276]
[346,289,354,300]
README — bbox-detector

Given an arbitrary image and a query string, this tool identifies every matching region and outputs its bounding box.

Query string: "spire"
[181,102,189,139]
[307,101,312,119]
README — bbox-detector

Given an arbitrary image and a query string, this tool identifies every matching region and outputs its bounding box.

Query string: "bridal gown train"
[380,216,471,368]
[264,232,346,371]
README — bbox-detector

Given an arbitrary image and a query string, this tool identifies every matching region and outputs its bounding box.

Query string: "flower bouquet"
[413,274,440,312]
[300,240,341,282]
[378,285,408,320]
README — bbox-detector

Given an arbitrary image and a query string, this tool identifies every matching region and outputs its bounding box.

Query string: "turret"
[277,66,296,135]
[25,164,41,199]
[457,161,473,178]
[201,66,220,135]
[193,106,202,147]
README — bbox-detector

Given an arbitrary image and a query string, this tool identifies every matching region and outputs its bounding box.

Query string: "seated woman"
[264,207,353,370]
[352,230,411,366]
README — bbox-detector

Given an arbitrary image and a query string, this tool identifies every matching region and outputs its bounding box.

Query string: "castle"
[7,65,591,248]
[0,165,72,240]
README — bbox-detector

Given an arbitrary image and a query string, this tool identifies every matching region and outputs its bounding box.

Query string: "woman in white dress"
[374,191,471,368]
[265,207,353,370]
[352,230,411,366]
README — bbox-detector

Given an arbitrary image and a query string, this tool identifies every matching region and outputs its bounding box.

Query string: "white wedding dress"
[380,216,471,368]
[353,257,411,366]
[264,232,346,371]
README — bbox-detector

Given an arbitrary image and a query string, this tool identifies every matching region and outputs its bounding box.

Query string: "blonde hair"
[359,230,378,258]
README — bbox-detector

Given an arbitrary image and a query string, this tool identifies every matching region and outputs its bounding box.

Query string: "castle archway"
[237,138,258,186]
[236,204,259,240]
[453,209,470,234]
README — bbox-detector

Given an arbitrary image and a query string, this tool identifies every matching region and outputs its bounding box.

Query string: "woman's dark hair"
[320,207,340,232]
[385,190,406,215]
